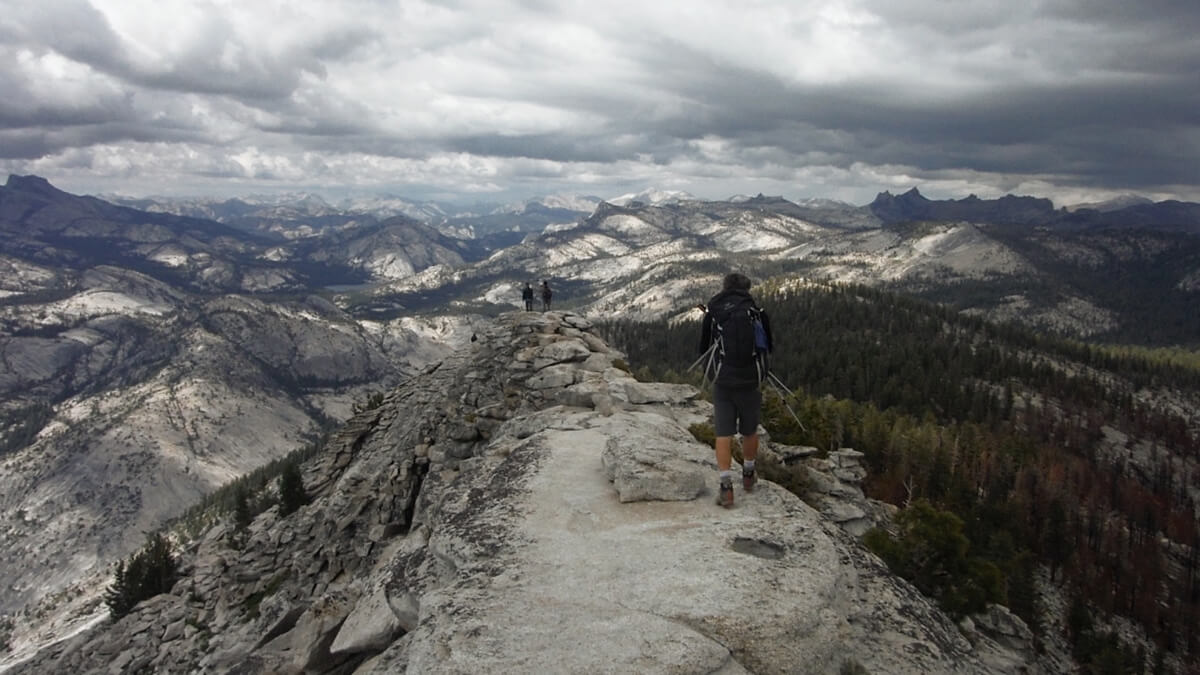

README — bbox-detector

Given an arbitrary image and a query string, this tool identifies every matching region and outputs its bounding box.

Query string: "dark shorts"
[713,385,761,437]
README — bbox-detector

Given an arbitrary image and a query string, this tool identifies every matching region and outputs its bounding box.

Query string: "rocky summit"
[10,312,1034,674]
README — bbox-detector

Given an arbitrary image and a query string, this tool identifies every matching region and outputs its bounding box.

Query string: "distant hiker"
[540,280,553,311]
[698,272,773,508]
[522,282,535,311]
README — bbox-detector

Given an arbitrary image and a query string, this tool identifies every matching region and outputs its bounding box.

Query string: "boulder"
[526,364,577,389]
[531,339,592,370]
[600,412,710,503]
[330,580,404,656]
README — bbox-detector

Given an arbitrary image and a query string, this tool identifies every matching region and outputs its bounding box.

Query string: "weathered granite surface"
[9,311,1036,674]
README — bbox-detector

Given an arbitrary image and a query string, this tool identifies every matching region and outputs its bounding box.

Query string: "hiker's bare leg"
[742,433,758,463]
[715,436,733,472]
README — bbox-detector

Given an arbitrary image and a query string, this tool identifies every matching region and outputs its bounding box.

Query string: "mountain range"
[1,174,1198,670]
[333,187,1199,345]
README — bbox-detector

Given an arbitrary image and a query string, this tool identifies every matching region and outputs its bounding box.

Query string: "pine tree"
[278,461,309,516]
[104,532,178,620]
[103,560,132,619]
[233,485,252,532]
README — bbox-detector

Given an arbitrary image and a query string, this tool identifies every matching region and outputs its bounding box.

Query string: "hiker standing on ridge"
[540,280,553,311]
[522,282,535,311]
[698,272,773,508]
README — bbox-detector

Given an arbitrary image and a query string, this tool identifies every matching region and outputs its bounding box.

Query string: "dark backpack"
[709,295,769,386]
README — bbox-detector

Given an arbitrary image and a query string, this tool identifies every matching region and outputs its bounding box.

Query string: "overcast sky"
[2,0,1197,207]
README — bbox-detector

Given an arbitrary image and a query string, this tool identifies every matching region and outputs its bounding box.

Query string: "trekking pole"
[765,372,807,432]
[687,342,717,373]
[703,344,720,382]
[767,371,794,397]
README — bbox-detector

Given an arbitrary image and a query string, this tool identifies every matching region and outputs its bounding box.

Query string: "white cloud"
[0,0,1196,205]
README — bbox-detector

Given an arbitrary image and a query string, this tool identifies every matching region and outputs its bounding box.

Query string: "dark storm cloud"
[0,121,204,160]
[8,1,374,101]
[3,0,1198,202]
[0,90,136,131]
[122,22,380,102]
[587,20,1199,196]
[1045,0,1200,28]
[9,0,128,74]
[446,133,650,164]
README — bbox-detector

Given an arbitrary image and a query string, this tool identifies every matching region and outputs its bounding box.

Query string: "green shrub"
[757,458,813,505]
[688,423,716,448]
[863,499,1002,618]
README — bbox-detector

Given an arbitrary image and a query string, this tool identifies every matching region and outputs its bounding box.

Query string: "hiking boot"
[717,480,734,508]
[743,467,757,493]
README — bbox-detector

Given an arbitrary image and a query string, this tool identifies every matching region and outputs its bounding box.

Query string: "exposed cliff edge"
[8,311,1035,674]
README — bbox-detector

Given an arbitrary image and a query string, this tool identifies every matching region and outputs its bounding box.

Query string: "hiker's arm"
[698,313,713,354]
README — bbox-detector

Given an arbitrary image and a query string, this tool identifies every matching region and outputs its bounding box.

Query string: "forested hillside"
[597,282,1200,672]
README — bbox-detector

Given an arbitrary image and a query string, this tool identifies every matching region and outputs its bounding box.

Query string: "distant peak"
[870,187,927,206]
[5,174,64,197]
